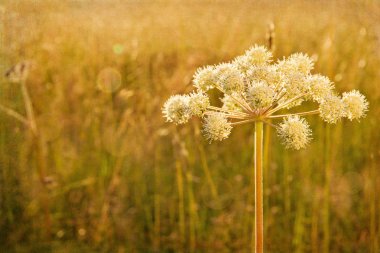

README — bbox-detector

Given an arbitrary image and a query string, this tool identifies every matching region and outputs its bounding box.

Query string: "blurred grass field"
[0,0,379,252]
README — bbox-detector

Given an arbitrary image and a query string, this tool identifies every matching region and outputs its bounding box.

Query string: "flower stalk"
[254,121,264,253]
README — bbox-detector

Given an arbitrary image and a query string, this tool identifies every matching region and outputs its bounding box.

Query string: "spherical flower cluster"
[276,53,314,76]
[245,65,283,87]
[246,81,276,109]
[319,95,346,124]
[288,53,314,74]
[214,64,245,94]
[233,45,272,73]
[193,66,216,92]
[307,74,334,102]
[277,115,312,150]
[163,92,210,124]
[244,45,273,66]
[163,45,369,147]
[189,92,210,117]
[342,90,369,121]
[162,95,191,124]
[203,112,232,142]
[280,72,308,108]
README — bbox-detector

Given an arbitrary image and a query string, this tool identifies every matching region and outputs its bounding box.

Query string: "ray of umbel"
[162,45,369,253]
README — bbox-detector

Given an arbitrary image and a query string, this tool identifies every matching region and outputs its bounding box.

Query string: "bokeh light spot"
[113,44,124,55]
[97,67,122,93]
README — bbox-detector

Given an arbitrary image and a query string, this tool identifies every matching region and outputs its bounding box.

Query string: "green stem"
[176,161,185,246]
[253,121,264,253]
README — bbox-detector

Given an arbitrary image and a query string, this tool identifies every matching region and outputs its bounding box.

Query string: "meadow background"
[0,0,379,252]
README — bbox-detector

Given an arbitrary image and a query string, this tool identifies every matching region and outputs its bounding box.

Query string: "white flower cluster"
[162,45,369,148]
[277,116,312,150]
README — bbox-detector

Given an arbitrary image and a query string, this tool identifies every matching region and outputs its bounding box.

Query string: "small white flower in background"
[163,45,369,148]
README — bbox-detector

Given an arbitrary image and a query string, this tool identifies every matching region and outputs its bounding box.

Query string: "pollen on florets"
[245,65,283,87]
[319,95,345,124]
[342,90,369,121]
[277,115,312,150]
[276,53,314,76]
[162,44,369,147]
[162,95,191,124]
[233,45,272,73]
[193,65,216,92]
[244,45,273,66]
[288,53,314,74]
[188,92,210,117]
[203,112,232,142]
[221,94,243,112]
[245,81,276,109]
[214,63,245,94]
[307,74,334,102]
[280,72,308,108]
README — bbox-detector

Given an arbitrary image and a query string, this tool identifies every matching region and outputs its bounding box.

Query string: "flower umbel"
[193,66,216,92]
[189,92,210,117]
[342,90,369,121]
[319,95,345,124]
[203,112,232,142]
[277,116,312,150]
[245,81,276,109]
[162,95,191,124]
[163,45,368,147]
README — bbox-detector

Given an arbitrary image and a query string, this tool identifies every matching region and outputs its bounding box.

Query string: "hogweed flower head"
[342,90,369,121]
[246,81,276,109]
[163,45,369,148]
[193,65,216,92]
[233,45,272,74]
[288,53,314,74]
[214,63,245,94]
[277,115,312,150]
[221,94,243,112]
[203,112,232,142]
[307,74,334,102]
[189,92,210,117]
[319,95,346,124]
[162,95,191,124]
